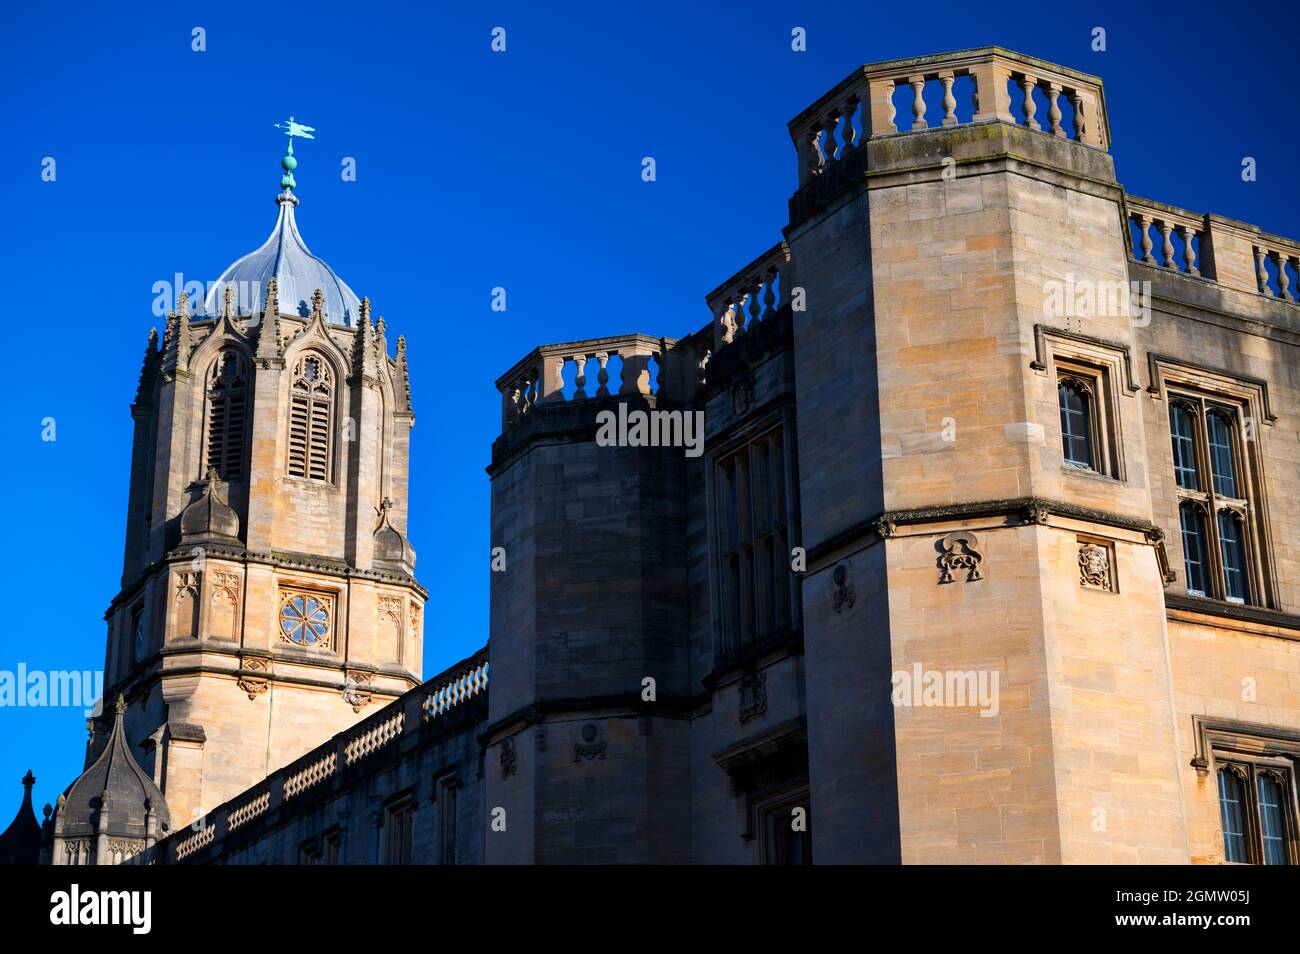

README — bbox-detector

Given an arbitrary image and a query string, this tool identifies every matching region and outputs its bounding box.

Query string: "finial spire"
[274,115,316,192]
[257,278,283,363]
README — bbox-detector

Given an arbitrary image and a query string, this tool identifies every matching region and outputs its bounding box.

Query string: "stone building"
[11,45,1299,865]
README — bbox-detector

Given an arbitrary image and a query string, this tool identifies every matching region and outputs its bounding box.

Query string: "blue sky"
[0,0,1295,814]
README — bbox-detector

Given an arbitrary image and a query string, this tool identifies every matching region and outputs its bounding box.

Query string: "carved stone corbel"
[342,668,375,713]
[236,654,272,700]
[1023,501,1051,525]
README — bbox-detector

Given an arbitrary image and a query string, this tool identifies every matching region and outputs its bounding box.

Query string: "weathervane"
[273,115,316,191]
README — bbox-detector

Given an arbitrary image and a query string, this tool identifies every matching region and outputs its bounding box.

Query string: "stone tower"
[784,49,1188,862]
[484,339,696,863]
[78,159,424,829]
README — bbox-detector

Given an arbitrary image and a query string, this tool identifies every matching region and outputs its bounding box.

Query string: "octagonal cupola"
[203,126,360,325]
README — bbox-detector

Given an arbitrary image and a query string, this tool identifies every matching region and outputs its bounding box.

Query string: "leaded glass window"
[279,592,333,649]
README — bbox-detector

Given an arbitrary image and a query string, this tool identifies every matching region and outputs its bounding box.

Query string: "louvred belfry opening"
[288,353,333,481]
[204,349,248,480]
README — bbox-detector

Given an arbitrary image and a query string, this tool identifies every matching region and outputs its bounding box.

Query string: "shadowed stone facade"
[19,46,1299,865]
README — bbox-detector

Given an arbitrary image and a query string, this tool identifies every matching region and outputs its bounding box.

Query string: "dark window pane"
[1218,768,1249,863]
[1169,404,1200,490]
[1217,511,1249,603]
[1257,774,1290,865]
[1180,503,1209,596]
[1207,412,1239,498]
[1058,381,1093,467]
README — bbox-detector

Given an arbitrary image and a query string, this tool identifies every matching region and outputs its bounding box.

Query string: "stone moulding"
[806,496,1165,567]
[1189,717,1300,776]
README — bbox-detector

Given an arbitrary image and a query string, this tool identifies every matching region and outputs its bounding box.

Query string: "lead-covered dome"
[203,191,361,326]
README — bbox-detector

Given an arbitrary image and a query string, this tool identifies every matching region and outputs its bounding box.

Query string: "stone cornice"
[805,496,1167,570]
[108,548,427,618]
[477,692,703,748]
[1165,593,1300,638]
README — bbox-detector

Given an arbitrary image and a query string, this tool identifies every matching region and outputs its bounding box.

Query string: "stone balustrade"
[497,333,698,430]
[343,711,405,765]
[422,654,488,720]
[1125,194,1300,304]
[705,241,792,350]
[1127,197,1206,277]
[1251,236,1300,302]
[789,47,1109,186]
[129,647,490,864]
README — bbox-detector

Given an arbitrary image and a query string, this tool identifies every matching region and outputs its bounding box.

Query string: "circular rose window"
[281,595,330,646]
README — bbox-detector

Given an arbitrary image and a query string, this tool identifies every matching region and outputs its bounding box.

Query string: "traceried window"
[129,603,146,665]
[288,353,334,481]
[384,797,414,865]
[438,776,459,865]
[1169,403,1199,489]
[279,590,334,649]
[322,828,340,865]
[204,349,249,480]
[1167,396,1260,605]
[1057,377,1095,469]
[716,425,796,656]
[1216,762,1297,865]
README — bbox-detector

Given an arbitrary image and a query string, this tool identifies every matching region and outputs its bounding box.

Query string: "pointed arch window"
[288,354,334,481]
[1057,377,1094,468]
[1207,410,1239,498]
[204,349,249,480]
[1215,760,1297,865]
[1169,402,1199,490]
[1217,766,1249,862]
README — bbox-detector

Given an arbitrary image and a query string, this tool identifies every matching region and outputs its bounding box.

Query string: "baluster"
[802,126,825,183]
[1272,251,1291,299]
[748,281,762,327]
[733,294,748,337]
[1070,90,1087,142]
[1019,75,1040,131]
[1136,214,1156,264]
[1289,257,1300,301]
[762,268,778,315]
[573,354,588,399]
[909,74,927,130]
[1180,226,1199,276]
[840,97,859,152]
[939,71,957,126]
[868,78,897,137]
[1254,247,1271,295]
[717,304,736,344]
[1046,83,1064,137]
[594,351,610,396]
[1159,222,1175,268]
[822,108,840,162]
